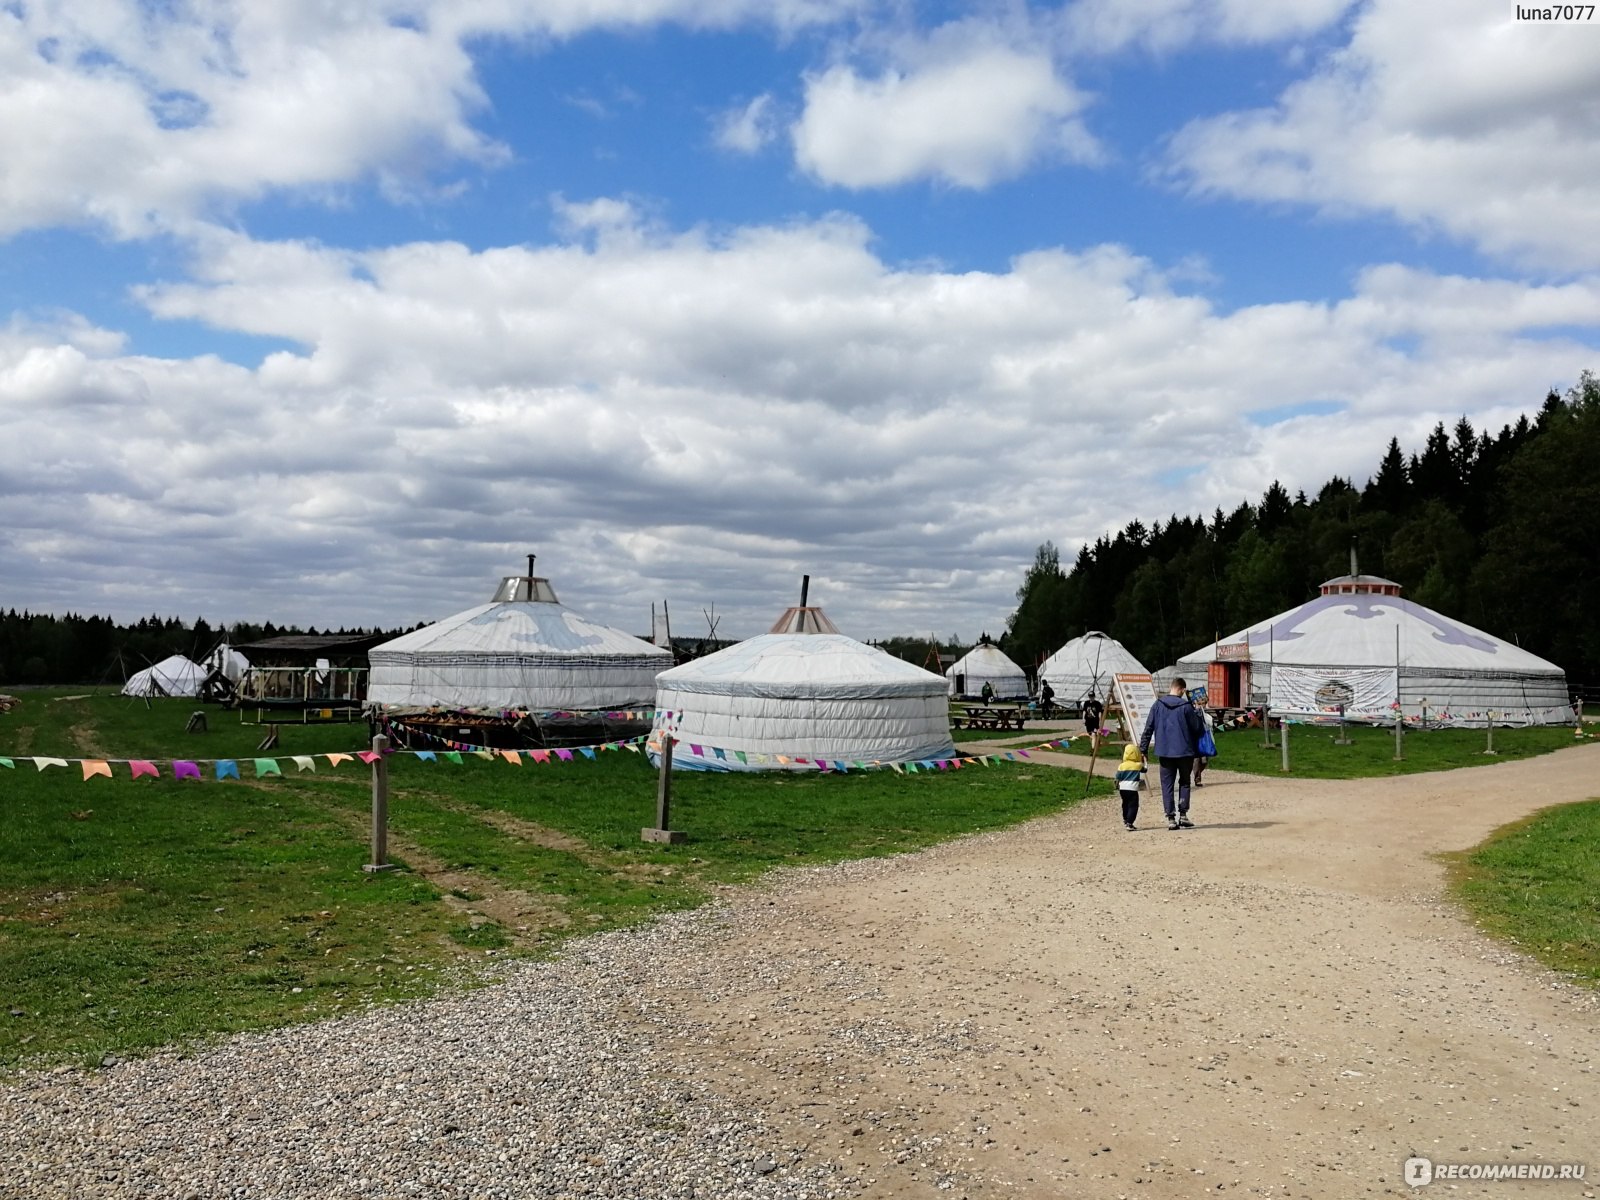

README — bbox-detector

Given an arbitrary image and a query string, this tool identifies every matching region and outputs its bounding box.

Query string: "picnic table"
[951,704,1026,731]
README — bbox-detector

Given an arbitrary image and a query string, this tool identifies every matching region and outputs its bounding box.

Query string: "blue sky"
[2,0,1598,641]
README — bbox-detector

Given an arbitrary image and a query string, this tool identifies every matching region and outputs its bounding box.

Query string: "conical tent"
[945,640,1028,699]
[368,572,671,711]
[122,654,206,698]
[1040,632,1148,703]
[652,604,955,771]
[1172,573,1573,726]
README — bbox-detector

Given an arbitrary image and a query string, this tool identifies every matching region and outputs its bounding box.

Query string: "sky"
[2,0,1598,643]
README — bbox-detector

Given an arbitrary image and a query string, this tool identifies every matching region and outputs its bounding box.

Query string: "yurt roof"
[658,632,947,699]
[945,642,1026,678]
[769,606,841,635]
[1041,631,1148,676]
[1180,592,1564,675]
[373,575,669,660]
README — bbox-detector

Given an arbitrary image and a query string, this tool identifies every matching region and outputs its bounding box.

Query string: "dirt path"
[608,746,1600,1199]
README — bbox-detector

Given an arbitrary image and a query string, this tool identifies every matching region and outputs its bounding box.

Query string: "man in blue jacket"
[1138,677,1206,830]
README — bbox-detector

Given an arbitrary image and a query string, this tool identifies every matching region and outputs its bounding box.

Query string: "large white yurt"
[202,643,251,683]
[368,565,671,712]
[1173,570,1573,726]
[122,654,206,698]
[652,584,956,771]
[1039,631,1148,703]
[945,638,1029,699]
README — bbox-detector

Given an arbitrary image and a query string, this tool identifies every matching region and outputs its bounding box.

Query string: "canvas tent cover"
[1039,631,1148,702]
[368,579,671,711]
[654,632,955,771]
[203,644,251,682]
[1173,588,1572,725]
[122,654,206,698]
[945,643,1028,699]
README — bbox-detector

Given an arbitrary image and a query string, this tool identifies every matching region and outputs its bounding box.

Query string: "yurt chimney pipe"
[527,553,537,582]
[1349,540,1358,578]
[800,574,810,608]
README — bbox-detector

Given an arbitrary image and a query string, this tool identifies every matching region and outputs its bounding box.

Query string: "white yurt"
[122,654,206,698]
[945,637,1029,699]
[651,585,956,771]
[1039,631,1149,704]
[368,565,671,712]
[1173,570,1573,726]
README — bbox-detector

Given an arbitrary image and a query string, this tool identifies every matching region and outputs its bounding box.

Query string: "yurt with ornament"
[650,577,956,771]
[1171,551,1573,727]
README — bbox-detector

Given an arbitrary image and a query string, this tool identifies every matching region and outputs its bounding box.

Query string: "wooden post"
[1484,711,1497,756]
[1333,704,1352,745]
[642,736,687,844]
[1082,731,1102,797]
[1259,705,1274,748]
[363,733,395,873]
[1279,714,1290,773]
[1393,625,1404,761]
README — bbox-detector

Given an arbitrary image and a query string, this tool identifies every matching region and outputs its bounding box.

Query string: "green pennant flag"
[906,762,919,773]
[734,750,748,763]
[254,758,282,777]
[0,757,12,769]
[443,751,463,765]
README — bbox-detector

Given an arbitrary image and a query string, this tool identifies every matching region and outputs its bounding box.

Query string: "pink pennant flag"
[690,744,705,757]
[129,760,159,779]
[81,760,112,781]
[325,753,353,767]
[531,750,550,764]
[1016,749,1031,758]
[500,749,522,765]
[173,761,202,781]
[356,751,380,765]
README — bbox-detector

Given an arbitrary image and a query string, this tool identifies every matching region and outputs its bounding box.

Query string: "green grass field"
[1449,801,1600,984]
[1208,721,1583,779]
[0,690,1106,1070]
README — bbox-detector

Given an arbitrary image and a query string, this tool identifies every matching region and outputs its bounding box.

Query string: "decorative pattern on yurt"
[651,581,955,771]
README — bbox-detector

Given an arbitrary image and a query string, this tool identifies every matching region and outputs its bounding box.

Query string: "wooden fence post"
[363,733,395,872]
[643,736,686,844]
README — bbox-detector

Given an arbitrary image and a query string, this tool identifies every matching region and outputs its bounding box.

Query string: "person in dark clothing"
[1138,677,1206,830]
[1038,679,1056,719]
[1081,691,1104,735]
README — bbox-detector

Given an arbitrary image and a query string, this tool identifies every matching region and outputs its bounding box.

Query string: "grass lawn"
[0,690,1106,1070]
[1448,800,1600,985]
[1210,722,1584,779]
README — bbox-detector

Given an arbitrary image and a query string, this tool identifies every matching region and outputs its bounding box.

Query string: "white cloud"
[1164,0,1600,270]
[792,45,1099,189]
[1060,0,1356,54]
[715,94,777,154]
[6,209,1595,638]
[0,0,862,240]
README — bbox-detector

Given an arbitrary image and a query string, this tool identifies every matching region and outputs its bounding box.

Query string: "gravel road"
[3,744,1598,1199]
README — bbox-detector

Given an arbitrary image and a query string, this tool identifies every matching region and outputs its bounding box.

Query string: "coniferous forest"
[1006,372,1600,688]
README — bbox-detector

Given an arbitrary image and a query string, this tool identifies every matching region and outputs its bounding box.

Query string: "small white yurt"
[1040,631,1149,704]
[122,654,206,698]
[945,637,1028,699]
[1173,569,1573,726]
[368,563,671,711]
[652,582,956,771]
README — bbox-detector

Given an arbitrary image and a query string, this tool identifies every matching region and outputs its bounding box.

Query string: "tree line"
[1005,372,1600,687]
[0,613,412,687]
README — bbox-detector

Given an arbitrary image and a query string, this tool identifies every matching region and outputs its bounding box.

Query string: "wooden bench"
[951,705,1026,731]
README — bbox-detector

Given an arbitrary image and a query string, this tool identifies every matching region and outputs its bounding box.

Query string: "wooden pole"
[643,736,687,844]
[1485,711,1497,756]
[1082,731,1102,797]
[1393,625,1404,761]
[363,733,394,872]
[1279,714,1290,773]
